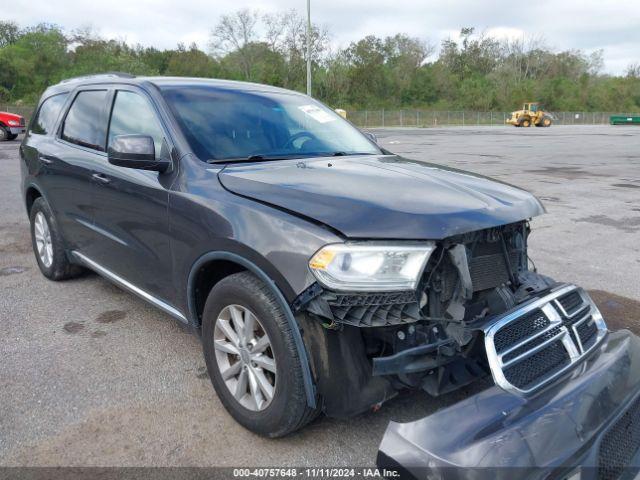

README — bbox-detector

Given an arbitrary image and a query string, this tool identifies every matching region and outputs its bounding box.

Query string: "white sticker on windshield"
[298,104,336,123]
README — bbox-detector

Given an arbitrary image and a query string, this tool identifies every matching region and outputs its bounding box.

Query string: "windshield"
[160,85,381,161]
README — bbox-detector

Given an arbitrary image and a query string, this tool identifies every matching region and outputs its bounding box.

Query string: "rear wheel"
[202,272,319,437]
[29,197,83,280]
[542,116,552,127]
[521,118,531,128]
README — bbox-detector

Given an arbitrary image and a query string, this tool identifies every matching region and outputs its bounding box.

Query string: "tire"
[7,133,18,140]
[0,126,7,141]
[521,118,531,128]
[542,116,552,127]
[29,197,83,280]
[202,271,319,437]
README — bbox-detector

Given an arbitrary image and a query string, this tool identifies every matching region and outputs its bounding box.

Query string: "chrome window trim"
[485,284,608,395]
[71,251,188,324]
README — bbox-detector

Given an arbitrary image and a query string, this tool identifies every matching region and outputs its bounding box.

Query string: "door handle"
[92,173,111,184]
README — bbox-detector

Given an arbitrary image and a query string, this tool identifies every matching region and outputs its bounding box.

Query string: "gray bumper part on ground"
[377,330,640,479]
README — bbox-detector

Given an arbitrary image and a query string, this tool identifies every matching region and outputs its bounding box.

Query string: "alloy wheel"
[34,212,53,268]
[213,304,277,411]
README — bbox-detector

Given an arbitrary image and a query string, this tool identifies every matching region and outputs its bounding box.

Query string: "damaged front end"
[293,220,640,477]
[294,221,573,412]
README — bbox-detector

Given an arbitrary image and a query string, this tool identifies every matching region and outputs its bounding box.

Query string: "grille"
[598,395,640,480]
[493,309,550,353]
[577,319,598,350]
[323,291,420,327]
[558,290,583,315]
[502,325,562,363]
[485,285,607,394]
[555,290,596,349]
[503,340,570,390]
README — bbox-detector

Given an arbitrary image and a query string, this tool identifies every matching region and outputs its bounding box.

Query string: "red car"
[0,111,26,141]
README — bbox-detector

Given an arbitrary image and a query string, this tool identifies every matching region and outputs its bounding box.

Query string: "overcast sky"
[8,0,640,74]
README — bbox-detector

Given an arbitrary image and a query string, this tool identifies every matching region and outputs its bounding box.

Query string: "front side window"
[61,90,109,151]
[31,93,68,135]
[108,91,165,159]
[160,86,381,161]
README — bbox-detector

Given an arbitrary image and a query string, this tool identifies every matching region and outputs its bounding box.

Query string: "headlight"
[309,242,436,291]
[7,120,18,126]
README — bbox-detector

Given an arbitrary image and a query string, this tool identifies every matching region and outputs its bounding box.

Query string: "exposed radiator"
[469,251,520,292]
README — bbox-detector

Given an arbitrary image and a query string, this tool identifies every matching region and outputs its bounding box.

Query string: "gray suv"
[20,74,640,478]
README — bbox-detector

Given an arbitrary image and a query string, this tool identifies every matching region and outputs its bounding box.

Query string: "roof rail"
[58,72,136,84]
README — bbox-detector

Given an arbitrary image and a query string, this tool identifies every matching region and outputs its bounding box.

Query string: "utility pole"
[306,0,312,96]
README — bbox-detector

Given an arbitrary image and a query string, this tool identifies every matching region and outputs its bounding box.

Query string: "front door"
[83,87,177,305]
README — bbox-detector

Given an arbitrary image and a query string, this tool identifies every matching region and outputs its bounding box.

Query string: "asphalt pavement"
[1,125,639,467]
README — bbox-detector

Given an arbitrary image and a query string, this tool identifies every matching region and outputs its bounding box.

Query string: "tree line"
[1,11,639,112]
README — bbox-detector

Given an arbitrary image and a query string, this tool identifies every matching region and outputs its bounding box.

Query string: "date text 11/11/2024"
[232,468,400,478]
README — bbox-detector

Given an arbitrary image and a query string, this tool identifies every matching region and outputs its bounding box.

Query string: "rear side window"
[31,93,68,135]
[61,90,108,151]
[108,91,165,159]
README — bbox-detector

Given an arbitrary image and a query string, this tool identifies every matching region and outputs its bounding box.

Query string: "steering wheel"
[282,131,317,150]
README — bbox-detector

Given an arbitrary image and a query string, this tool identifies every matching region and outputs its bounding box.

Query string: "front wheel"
[202,272,319,437]
[7,133,18,140]
[0,126,7,141]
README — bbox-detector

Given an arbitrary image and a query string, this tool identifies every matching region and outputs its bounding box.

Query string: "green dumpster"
[610,115,640,125]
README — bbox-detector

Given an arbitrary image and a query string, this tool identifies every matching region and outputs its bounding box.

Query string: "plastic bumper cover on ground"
[377,330,640,479]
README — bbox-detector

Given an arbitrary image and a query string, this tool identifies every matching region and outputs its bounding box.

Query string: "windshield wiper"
[206,151,377,164]
[330,151,376,156]
[207,154,299,164]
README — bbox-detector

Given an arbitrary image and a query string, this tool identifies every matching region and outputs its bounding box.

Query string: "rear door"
[56,89,111,249]
[82,86,176,304]
[30,89,110,250]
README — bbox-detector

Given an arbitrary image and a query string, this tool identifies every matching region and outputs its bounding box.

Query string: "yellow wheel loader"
[506,102,553,127]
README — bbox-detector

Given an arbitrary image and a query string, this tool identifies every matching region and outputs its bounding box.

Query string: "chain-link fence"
[347,110,639,128]
[2,104,638,129]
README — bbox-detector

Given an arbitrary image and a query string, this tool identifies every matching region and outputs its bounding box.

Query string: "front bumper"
[8,126,25,135]
[377,330,640,479]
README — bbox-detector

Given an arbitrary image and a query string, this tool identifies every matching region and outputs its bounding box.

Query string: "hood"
[218,155,545,239]
[0,112,23,121]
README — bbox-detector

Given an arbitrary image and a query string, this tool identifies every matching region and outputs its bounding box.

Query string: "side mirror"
[108,135,170,172]
[362,130,378,144]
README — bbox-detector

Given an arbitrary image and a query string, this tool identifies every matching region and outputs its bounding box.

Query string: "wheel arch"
[25,184,44,216]
[189,258,247,326]
[187,251,317,408]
